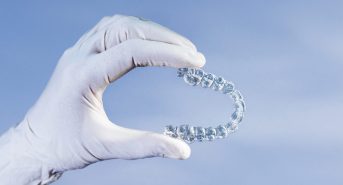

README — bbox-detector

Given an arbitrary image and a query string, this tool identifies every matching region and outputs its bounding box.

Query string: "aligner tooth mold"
[164,68,246,143]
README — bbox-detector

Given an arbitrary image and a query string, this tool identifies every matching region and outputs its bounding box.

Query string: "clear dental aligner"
[163,68,246,143]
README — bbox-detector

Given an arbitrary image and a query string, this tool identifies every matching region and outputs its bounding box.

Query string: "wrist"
[0,119,62,185]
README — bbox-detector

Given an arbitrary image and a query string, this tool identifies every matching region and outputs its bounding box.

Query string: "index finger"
[100,15,198,52]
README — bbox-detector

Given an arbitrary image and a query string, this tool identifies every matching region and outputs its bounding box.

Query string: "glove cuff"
[0,119,63,185]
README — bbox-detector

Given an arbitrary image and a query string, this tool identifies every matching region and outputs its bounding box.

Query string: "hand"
[0,15,205,185]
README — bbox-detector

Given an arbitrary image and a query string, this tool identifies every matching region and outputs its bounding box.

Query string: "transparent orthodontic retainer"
[163,68,246,143]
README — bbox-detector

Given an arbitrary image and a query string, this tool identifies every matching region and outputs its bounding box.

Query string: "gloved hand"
[0,15,205,185]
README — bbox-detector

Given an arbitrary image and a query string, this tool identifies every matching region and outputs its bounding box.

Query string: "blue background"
[0,1,342,184]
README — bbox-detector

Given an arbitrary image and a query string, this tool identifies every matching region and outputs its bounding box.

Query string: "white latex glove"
[0,15,205,185]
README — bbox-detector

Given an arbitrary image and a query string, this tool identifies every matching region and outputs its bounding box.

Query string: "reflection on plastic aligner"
[163,68,246,143]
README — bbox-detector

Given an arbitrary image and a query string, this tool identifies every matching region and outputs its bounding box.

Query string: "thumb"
[91,122,191,160]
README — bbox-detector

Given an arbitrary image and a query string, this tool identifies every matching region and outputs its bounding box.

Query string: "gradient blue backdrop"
[0,1,342,185]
